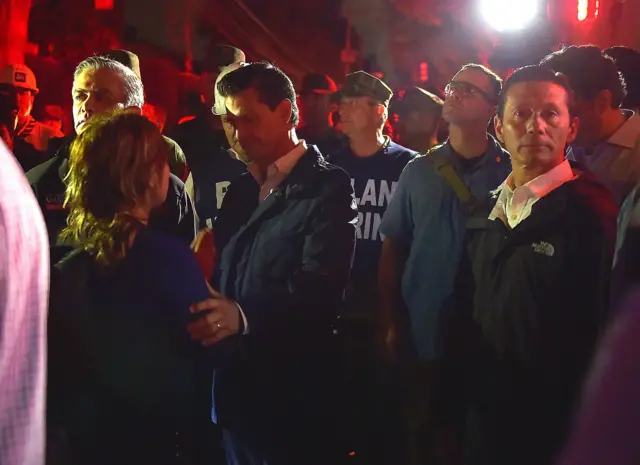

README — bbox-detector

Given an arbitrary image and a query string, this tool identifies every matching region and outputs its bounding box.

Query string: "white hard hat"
[212,61,247,116]
[0,64,38,93]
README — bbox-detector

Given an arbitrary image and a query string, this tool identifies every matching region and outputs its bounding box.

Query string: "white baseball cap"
[212,61,248,116]
[0,64,38,93]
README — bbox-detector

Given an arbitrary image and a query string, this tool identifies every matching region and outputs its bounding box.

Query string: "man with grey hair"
[71,56,144,133]
[26,56,197,261]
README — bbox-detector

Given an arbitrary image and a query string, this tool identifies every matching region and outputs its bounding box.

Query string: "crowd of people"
[2,40,640,465]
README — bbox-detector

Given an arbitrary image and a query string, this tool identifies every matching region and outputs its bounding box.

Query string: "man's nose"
[80,95,96,117]
[527,114,546,133]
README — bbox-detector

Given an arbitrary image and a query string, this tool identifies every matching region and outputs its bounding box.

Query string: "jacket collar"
[270,144,326,198]
[485,164,597,236]
[606,110,640,149]
[54,136,76,182]
[247,140,308,186]
[235,146,326,234]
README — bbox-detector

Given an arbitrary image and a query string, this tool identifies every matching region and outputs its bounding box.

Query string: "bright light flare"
[479,0,540,32]
[577,0,588,21]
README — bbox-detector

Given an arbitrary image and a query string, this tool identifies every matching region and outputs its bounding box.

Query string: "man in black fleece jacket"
[441,65,618,465]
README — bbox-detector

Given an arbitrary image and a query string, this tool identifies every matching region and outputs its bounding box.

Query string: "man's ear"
[276,99,293,125]
[567,116,579,145]
[125,106,142,115]
[595,89,613,114]
[494,115,504,144]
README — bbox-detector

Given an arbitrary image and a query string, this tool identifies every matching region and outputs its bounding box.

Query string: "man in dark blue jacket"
[187,62,357,465]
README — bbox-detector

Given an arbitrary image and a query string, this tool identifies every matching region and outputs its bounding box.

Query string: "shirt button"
[511,214,518,220]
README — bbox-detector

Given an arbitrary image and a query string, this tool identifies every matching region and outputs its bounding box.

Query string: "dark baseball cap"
[299,73,338,95]
[396,86,444,114]
[100,49,141,79]
[335,71,393,107]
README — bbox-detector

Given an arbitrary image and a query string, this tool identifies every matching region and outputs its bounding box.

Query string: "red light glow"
[95,0,114,10]
[419,62,428,82]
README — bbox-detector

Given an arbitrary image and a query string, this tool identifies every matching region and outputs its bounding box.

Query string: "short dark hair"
[540,45,626,108]
[605,46,640,109]
[216,61,299,126]
[497,65,575,120]
[459,63,503,101]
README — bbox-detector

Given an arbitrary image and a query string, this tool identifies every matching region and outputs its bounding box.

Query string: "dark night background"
[1,0,637,132]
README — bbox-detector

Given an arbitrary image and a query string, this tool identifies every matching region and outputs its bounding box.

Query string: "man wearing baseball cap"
[395,86,444,153]
[202,45,246,110]
[328,70,417,464]
[212,61,249,163]
[0,64,63,166]
[297,73,346,155]
[171,47,247,229]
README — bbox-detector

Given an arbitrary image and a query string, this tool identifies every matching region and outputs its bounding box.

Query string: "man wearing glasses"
[378,63,510,464]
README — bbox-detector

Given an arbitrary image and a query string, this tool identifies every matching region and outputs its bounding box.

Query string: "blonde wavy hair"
[60,111,168,265]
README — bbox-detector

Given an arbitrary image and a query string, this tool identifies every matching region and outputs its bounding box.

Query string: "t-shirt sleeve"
[379,158,416,245]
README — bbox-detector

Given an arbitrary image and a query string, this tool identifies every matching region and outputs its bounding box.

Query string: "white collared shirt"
[248,140,308,202]
[489,159,577,229]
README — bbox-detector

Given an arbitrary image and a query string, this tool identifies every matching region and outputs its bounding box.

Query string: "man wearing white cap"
[212,61,249,162]
[183,60,248,230]
[0,64,63,153]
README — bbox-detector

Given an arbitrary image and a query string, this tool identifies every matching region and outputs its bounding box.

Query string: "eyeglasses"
[444,81,497,104]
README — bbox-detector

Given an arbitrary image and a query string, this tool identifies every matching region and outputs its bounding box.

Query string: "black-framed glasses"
[444,81,497,104]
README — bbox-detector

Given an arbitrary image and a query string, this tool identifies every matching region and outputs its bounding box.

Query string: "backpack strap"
[425,146,478,213]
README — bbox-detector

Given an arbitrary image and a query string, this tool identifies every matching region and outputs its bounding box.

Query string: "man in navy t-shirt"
[330,71,416,303]
[328,71,415,464]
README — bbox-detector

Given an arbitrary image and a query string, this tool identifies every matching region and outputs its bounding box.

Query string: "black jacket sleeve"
[149,173,197,244]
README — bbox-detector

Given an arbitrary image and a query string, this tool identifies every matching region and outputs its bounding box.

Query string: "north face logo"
[14,72,26,83]
[532,241,555,257]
